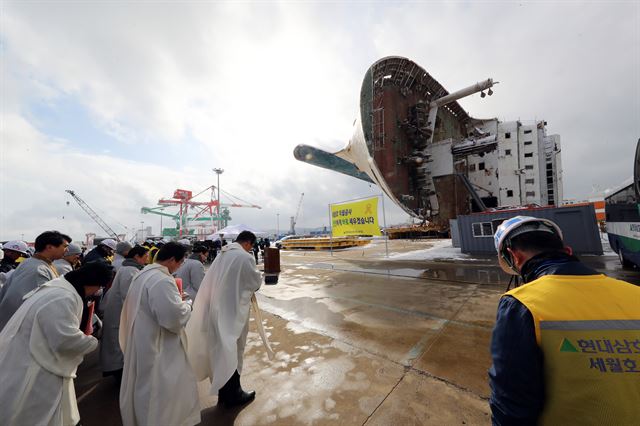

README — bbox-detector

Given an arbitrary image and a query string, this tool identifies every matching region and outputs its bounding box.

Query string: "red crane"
[154,186,260,237]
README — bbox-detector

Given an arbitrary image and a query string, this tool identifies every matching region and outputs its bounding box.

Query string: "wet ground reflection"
[304,254,639,288]
[308,261,510,289]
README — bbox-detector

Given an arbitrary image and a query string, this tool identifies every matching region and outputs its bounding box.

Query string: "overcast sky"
[1,1,638,242]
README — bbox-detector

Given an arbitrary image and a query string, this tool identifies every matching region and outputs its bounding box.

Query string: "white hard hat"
[100,238,117,250]
[177,238,191,246]
[3,240,29,256]
[493,216,563,275]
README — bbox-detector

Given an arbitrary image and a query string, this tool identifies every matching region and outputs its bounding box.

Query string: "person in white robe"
[53,243,82,275]
[0,262,113,426]
[186,231,262,407]
[99,245,148,382]
[119,242,201,426]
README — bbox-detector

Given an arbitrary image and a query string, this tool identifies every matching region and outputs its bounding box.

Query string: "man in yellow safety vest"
[489,216,640,425]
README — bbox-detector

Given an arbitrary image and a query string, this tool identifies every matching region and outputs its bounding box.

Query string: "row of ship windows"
[469,162,535,171]
[504,148,534,155]
[505,148,534,155]
[504,189,536,198]
[468,148,535,172]
[504,130,533,139]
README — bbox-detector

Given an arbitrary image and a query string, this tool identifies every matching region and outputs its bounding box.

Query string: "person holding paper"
[0,262,113,426]
[186,231,263,407]
[119,242,200,426]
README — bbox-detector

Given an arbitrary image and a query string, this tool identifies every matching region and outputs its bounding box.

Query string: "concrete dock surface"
[75,239,638,425]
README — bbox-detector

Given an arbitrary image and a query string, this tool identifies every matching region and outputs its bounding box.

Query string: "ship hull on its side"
[294,56,496,229]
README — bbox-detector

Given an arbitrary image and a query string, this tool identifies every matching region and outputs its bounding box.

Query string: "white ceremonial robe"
[186,243,262,394]
[0,256,59,331]
[119,264,200,426]
[0,276,97,426]
[99,261,141,373]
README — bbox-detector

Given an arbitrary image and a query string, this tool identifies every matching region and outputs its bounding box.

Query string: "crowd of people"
[0,230,265,426]
[0,216,639,425]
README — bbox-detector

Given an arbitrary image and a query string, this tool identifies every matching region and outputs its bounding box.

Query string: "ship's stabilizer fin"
[293,144,374,184]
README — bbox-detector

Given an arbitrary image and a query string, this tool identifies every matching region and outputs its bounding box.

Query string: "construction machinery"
[65,190,120,240]
[289,193,304,235]
[141,186,261,237]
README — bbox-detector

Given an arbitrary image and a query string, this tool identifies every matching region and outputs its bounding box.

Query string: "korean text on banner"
[331,197,381,237]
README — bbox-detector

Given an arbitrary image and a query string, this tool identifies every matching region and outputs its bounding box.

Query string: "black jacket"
[83,246,110,264]
[0,258,19,273]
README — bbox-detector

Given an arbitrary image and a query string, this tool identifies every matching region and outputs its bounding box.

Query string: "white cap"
[493,215,563,275]
[3,240,29,256]
[100,239,117,250]
[177,239,191,246]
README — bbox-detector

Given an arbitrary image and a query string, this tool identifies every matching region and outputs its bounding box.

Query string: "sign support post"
[381,193,389,258]
[328,203,333,257]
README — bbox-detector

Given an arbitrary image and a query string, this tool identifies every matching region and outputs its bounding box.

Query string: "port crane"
[65,190,120,240]
[141,185,261,237]
[289,193,304,235]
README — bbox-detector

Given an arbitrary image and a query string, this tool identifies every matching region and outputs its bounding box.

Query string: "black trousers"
[103,368,123,386]
[219,370,241,397]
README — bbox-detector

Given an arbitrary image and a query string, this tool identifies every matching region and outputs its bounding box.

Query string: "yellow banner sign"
[331,197,381,237]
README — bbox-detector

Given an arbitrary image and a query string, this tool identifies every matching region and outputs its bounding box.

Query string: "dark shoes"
[218,389,256,407]
[218,370,256,407]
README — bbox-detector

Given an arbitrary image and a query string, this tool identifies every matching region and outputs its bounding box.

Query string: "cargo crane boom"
[141,186,261,237]
[289,193,304,235]
[65,190,119,240]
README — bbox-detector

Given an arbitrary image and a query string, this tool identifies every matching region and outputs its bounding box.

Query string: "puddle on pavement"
[581,255,640,285]
[284,248,640,287]
[307,262,508,288]
[228,328,388,426]
[302,257,640,288]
